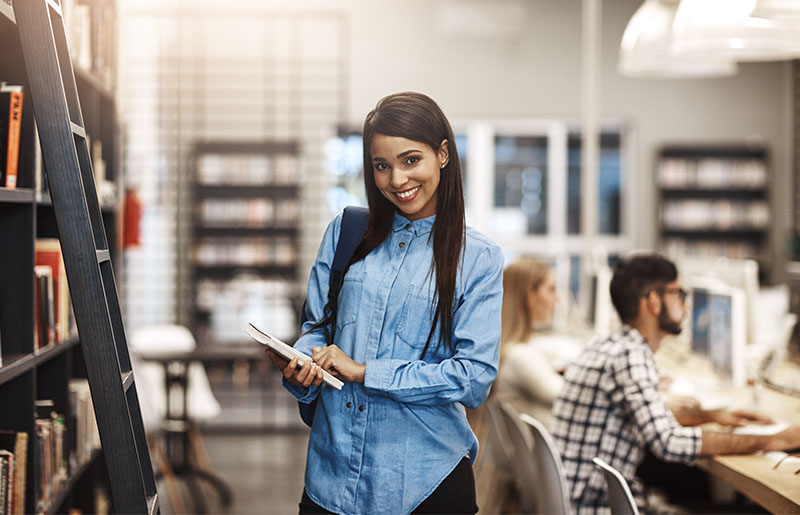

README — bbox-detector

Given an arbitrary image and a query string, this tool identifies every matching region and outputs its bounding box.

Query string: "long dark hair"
[310,92,465,358]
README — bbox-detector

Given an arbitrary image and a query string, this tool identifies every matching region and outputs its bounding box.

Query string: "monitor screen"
[691,287,710,356]
[709,293,733,377]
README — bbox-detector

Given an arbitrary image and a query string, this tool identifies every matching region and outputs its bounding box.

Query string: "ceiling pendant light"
[619,0,737,78]
[751,0,800,22]
[672,0,800,62]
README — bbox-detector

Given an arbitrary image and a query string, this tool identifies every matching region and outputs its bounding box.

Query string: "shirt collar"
[392,212,435,236]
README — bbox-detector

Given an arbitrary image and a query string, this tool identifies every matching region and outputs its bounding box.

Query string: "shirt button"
[346,402,352,408]
[358,405,365,412]
[405,223,411,230]
[399,242,406,248]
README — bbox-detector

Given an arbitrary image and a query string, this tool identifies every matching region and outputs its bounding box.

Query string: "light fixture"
[751,0,800,22]
[673,0,800,62]
[619,0,738,78]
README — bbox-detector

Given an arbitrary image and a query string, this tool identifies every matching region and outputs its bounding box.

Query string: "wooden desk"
[657,341,800,513]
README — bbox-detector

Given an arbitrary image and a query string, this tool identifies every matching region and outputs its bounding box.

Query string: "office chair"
[500,402,572,514]
[592,457,640,515]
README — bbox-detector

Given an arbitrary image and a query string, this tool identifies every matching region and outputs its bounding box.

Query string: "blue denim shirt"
[283,211,503,515]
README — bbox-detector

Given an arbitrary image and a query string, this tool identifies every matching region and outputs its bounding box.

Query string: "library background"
[2,0,800,513]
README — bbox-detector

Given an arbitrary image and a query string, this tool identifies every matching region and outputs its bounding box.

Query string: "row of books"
[193,237,297,267]
[196,198,300,228]
[658,157,767,190]
[0,80,114,204]
[0,430,26,515]
[34,239,75,350]
[196,153,300,185]
[1,82,23,189]
[62,0,115,90]
[33,379,100,515]
[662,238,760,261]
[660,199,770,231]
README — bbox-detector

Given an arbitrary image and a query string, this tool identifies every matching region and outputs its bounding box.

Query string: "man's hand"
[264,348,324,388]
[708,409,773,428]
[312,345,366,383]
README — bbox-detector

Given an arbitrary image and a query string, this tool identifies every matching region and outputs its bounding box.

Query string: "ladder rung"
[70,122,86,139]
[96,249,111,263]
[147,494,159,515]
[121,370,134,392]
[46,0,63,16]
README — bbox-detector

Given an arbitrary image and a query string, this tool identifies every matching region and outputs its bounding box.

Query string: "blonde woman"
[494,256,563,428]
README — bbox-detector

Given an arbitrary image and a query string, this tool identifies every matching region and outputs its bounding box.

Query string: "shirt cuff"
[282,377,319,403]
[364,359,404,392]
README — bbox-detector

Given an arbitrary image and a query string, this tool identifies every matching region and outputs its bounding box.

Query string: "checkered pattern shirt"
[551,325,702,514]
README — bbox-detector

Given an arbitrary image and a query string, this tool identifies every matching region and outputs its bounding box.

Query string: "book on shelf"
[34,400,67,514]
[0,83,23,189]
[33,266,55,350]
[0,431,26,515]
[35,239,73,343]
[0,449,11,515]
[68,379,100,470]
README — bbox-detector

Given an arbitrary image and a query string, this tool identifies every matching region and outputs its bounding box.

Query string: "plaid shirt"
[551,325,701,514]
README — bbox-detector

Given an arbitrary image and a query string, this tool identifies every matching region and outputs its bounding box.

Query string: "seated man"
[551,253,800,514]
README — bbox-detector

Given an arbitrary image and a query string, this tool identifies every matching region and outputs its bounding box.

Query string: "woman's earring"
[440,163,446,169]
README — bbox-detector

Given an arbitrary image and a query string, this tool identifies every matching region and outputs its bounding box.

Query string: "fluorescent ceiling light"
[673,0,800,61]
[619,0,738,78]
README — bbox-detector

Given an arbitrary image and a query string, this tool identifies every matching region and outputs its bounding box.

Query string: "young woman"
[493,256,564,428]
[266,92,503,515]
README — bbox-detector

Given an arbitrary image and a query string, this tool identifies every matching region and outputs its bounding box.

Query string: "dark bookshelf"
[0,1,121,512]
[190,141,302,347]
[657,145,771,273]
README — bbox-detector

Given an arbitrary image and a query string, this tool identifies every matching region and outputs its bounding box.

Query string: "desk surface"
[657,340,800,514]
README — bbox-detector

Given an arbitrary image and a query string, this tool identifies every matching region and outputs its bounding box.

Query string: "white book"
[244,323,343,390]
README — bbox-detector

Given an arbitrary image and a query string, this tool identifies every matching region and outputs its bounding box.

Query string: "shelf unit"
[656,145,771,278]
[0,1,120,512]
[190,141,302,347]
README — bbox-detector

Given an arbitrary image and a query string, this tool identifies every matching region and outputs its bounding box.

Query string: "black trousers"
[299,456,477,515]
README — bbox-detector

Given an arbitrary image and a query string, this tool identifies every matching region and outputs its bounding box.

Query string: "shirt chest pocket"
[336,261,365,330]
[395,291,439,350]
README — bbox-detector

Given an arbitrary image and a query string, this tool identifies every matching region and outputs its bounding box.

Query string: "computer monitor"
[677,256,759,345]
[690,287,710,356]
[689,281,747,387]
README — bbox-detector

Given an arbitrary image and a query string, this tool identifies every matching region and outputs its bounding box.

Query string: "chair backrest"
[481,398,516,478]
[502,404,572,514]
[592,457,639,515]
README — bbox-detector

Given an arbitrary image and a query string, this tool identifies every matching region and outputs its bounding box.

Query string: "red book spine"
[5,90,22,189]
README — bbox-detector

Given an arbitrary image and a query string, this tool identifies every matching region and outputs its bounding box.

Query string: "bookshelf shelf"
[193,225,299,237]
[193,183,300,199]
[194,264,298,279]
[0,338,80,388]
[0,187,35,203]
[657,145,771,274]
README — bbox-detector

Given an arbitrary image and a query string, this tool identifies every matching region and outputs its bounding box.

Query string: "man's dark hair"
[609,253,678,323]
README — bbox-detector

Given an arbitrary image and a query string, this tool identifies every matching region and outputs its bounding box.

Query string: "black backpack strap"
[327,206,370,302]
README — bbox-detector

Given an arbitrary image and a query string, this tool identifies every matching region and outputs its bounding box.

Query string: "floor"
[157,431,310,515]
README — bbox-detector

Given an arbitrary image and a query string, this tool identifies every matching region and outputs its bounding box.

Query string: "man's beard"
[658,306,682,335]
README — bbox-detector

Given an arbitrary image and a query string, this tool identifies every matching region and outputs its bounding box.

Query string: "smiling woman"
[264,92,504,515]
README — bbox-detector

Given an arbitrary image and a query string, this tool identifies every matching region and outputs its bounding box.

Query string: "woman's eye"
[374,162,389,171]
[405,156,419,165]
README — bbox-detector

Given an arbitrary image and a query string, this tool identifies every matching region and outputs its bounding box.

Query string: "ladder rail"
[13,1,158,513]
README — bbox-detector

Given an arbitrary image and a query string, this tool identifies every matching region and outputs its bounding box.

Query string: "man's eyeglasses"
[644,287,688,303]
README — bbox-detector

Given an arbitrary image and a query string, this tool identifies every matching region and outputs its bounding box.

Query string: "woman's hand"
[264,349,324,388]
[312,345,366,383]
